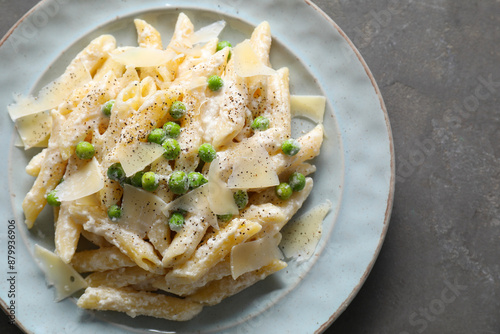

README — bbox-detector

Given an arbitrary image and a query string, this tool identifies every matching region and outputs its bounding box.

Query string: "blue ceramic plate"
[0,0,394,333]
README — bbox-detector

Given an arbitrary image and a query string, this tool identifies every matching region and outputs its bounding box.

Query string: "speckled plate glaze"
[0,0,394,333]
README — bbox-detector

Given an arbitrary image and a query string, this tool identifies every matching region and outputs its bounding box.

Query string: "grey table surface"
[1,0,499,333]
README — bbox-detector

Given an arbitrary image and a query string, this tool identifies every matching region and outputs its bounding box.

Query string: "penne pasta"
[188,259,287,306]
[71,247,136,273]
[77,286,203,321]
[14,13,328,321]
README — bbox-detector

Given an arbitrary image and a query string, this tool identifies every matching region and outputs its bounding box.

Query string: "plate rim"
[305,0,395,331]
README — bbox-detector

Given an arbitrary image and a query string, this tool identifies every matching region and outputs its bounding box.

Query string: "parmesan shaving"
[33,244,87,301]
[290,95,326,123]
[207,158,239,215]
[227,143,279,189]
[15,111,52,149]
[190,20,226,45]
[279,200,332,262]
[121,184,167,238]
[233,39,275,77]
[116,142,165,177]
[231,234,283,279]
[8,60,91,120]
[54,157,104,202]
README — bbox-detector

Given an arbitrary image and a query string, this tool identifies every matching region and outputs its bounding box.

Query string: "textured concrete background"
[1,1,499,333]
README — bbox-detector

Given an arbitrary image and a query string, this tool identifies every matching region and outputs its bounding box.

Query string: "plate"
[0,0,394,333]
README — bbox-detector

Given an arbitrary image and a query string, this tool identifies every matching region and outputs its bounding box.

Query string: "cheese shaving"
[231,234,283,279]
[227,143,279,189]
[207,158,239,215]
[8,59,91,120]
[54,157,104,202]
[15,110,52,149]
[121,184,167,238]
[290,95,326,123]
[116,142,165,177]
[190,20,226,45]
[33,244,87,301]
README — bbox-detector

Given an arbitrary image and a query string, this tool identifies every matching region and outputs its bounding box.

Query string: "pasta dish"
[8,13,325,320]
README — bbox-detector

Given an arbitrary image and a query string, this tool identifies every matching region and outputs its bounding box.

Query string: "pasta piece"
[77,286,203,321]
[249,21,272,66]
[250,178,314,239]
[251,67,292,153]
[86,266,163,288]
[155,257,231,297]
[176,39,218,74]
[188,259,286,305]
[134,19,181,88]
[71,247,136,273]
[205,62,249,149]
[55,201,82,263]
[80,230,111,248]
[70,205,163,273]
[172,48,230,171]
[56,72,121,160]
[78,35,117,78]
[25,148,46,177]
[22,111,68,228]
[116,89,179,146]
[134,19,163,49]
[166,12,194,52]
[271,124,324,174]
[147,219,171,257]
[245,21,273,103]
[280,162,317,179]
[170,218,262,282]
[170,47,229,91]
[161,213,211,267]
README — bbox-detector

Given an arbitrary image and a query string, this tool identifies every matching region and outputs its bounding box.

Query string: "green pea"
[289,172,306,192]
[107,163,126,183]
[188,172,208,189]
[129,171,145,188]
[207,75,223,91]
[216,40,232,51]
[217,214,233,222]
[281,139,301,156]
[276,182,293,200]
[108,204,122,221]
[142,171,159,192]
[169,101,186,120]
[147,128,166,145]
[163,121,181,139]
[162,138,181,160]
[251,116,270,131]
[216,40,232,60]
[198,143,216,163]
[169,212,185,232]
[168,171,189,195]
[233,190,248,210]
[101,100,115,117]
[46,189,61,206]
[75,141,95,160]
